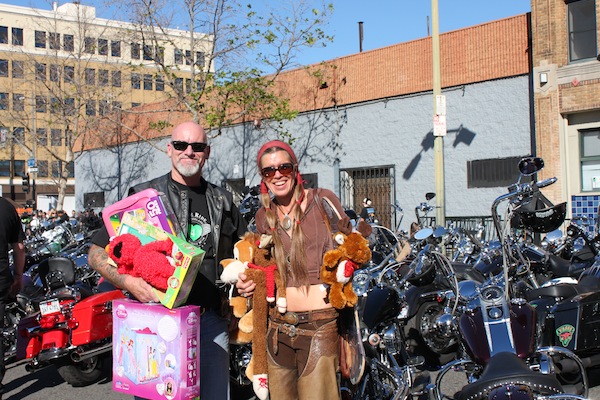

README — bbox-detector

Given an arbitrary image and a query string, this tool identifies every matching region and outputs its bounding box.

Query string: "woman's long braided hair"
[258,144,308,288]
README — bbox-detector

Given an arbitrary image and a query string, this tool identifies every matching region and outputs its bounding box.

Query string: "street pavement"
[2,357,600,399]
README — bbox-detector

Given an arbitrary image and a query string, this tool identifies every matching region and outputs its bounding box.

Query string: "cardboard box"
[118,214,205,309]
[103,188,179,238]
[112,299,200,400]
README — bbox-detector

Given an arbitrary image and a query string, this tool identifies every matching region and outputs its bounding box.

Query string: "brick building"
[531,0,600,222]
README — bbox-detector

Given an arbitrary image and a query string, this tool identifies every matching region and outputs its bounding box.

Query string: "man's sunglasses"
[171,141,208,152]
[261,163,295,179]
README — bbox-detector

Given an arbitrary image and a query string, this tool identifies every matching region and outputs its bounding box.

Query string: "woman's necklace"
[276,202,295,231]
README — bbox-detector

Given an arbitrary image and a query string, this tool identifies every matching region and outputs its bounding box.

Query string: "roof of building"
[78,13,530,151]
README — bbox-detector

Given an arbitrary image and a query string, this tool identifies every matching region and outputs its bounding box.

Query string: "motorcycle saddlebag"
[16,313,42,360]
[70,290,125,346]
[549,291,600,353]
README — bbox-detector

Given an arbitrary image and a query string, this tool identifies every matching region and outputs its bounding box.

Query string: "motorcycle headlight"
[352,271,370,297]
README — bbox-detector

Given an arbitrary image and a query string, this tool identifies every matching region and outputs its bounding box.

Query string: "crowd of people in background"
[19,208,103,238]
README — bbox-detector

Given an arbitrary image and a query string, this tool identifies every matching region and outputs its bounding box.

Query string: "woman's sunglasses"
[171,140,208,152]
[261,163,295,179]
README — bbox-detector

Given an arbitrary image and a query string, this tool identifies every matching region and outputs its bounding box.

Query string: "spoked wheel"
[56,355,105,387]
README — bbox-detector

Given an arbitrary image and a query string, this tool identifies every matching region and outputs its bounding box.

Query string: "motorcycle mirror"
[425,192,436,201]
[433,226,447,238]
[414,227,433,241]
[518,157,544,176]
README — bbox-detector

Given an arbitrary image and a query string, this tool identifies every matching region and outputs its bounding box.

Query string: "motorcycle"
[16,256,125,386]
[430,156,588,400]
[342,248,431,399]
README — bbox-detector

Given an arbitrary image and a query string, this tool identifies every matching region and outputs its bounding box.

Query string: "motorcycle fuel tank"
[362,286,402,330]
[459,303,536,365]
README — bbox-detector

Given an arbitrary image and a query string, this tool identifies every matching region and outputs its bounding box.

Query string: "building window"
[12,60,23,78]
[50,97,61,114]
[0,160,8,177]
[0,93,7,110]
[99,100,109,115]
[155,75,164,91]
[185,50,192,65]
[111,40,121,57]
[568,0,597,62]
[51,129,62,146]
[143,44,153,61]
[0,59,7,77]
[50,64,60,82]
[84,191,105,209]
[49,32,60,50]
[580,129,600,191]
[467,157,524,188]
[65,97,75,116]
[131,102,141,108]
[131,73,140,89]
[185,78,192,93]
[99,69,108,86]
[143,74,153,90]
[13,127,24,143]
[131,42,140,59]
[111,70,121,87]
[35,30,46,48]
[36,62,46,81]
[51,161,61,178]
[35,96,47,113]
[12,94,24,111]
[13,159,25,177]
[85,68,95,85]
[63,34,74,51]
[196,51,205,67]
[64,65,74,83]
[84,37,96,54]
[155,46,164,63]
[98,38,108,55]
[36,128,47,146]
[174,77,183,92]
[12,28,23,46]
[112,101,122,110]
[0,26,7,44]
[37,160,48,177]
[174,49,183,64]
[86,100,96,116]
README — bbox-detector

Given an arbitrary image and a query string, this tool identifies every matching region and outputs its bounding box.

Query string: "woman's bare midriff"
[284,284,332,312]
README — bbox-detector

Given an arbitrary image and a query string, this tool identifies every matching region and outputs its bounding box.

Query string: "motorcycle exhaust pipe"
[71,343,112,362]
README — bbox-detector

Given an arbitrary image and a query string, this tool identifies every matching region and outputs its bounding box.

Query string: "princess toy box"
[112,299,200,400]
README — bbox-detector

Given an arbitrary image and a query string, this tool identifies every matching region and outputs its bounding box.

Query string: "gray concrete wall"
[76,75,531,231]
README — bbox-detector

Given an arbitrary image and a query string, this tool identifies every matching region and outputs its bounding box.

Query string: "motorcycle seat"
[37,257,76,290]
[457,352,563,400]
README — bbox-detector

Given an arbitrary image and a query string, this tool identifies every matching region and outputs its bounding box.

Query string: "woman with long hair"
[236,140,345,400]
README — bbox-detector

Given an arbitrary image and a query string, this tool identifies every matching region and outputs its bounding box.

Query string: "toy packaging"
[112,299,200,400]
[103,188,180,238]
[117,213,205,309]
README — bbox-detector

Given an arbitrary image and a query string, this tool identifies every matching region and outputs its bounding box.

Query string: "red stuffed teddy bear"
[106,233,181,291]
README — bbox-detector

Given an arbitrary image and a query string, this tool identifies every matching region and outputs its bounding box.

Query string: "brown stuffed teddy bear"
[220,232,285,400]
[320,219,372,309]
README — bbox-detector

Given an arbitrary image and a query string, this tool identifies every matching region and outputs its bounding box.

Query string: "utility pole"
[432,0,446,228]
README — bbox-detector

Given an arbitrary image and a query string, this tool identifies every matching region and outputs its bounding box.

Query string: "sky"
[4,0,532,67]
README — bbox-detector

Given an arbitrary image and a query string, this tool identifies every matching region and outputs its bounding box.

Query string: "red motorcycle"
[16,256,125,386]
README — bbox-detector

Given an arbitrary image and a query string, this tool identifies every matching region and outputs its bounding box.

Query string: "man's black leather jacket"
[130,173,246,285]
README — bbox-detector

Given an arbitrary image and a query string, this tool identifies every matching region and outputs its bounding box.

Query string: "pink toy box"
[112,299,200,400]
[103,188,179,238]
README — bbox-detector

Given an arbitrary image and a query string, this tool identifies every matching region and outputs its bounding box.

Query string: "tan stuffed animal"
[320,219,372,309]
[220,232,285,400]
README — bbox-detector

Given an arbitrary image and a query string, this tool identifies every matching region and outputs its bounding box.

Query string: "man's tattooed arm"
[88,244,128,289]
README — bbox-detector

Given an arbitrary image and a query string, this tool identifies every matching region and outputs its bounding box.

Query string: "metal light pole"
[432,0,446,228]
